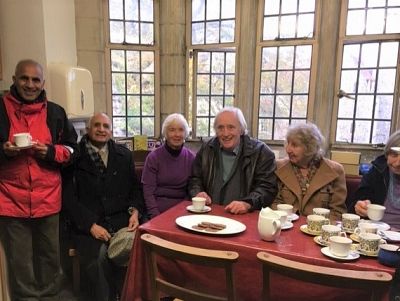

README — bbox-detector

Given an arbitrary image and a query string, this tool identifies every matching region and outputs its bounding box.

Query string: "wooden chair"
[141,233,239,301]
[257,251,392,301]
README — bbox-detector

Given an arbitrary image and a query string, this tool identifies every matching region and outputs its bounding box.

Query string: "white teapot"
[258,207,281,241]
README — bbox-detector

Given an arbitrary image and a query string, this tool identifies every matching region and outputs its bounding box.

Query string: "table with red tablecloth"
[121,201,394,301]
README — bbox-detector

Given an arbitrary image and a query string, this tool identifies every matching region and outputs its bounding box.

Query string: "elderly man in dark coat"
[63,112,146,301]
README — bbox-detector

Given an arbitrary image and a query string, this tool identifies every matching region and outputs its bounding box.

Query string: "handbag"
[107,227,136,266]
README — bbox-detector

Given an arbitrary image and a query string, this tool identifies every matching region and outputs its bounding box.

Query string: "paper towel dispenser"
[48,63,94,118]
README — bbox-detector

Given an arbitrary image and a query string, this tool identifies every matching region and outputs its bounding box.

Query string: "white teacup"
[367,204,386,221]
[276,204,293,216]
[313,208,330,218]
[354,223,378,237]
[307,214,329,233]
[359,233,387,255]
[13,133,32,147]
[192,197,206,211]
[341,213,360,232]
[329,236,353,257]
[274,210,288,226]
[321,224,346,244]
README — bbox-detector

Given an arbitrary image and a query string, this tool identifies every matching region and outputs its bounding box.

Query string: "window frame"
[185,0,241,139]
[252,0,321,144]
[330,0,400,148]
[104,0,161,138]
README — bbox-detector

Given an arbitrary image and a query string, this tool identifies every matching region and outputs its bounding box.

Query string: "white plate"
[175,215,246,235]
[281,221,293,230]
[378,230,400,242]
[186,205,211,213]
[300,224,321,236]
[288,213,299,222]
[321,247,360,261]
[359,220,390,231]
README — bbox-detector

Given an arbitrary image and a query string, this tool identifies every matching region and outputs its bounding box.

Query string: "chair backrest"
[141,233,239,301]
[257,251,392,301]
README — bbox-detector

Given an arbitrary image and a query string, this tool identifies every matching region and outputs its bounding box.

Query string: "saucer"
[186,205,211,213]
[288,213,299,222]
[9,142,36,150]
[314,236,328,246]
[359,220,390,231]
[321,247,360,261]
[281,221,293,230]
[300,224,321,236]
[379,230,400,242]
[357,248,379,257]
[314,236,359,250]
[350,233,360,242]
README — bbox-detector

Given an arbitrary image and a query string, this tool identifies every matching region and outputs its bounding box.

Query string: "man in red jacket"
[0,59,78,300]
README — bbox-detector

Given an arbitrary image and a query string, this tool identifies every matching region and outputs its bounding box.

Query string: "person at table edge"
[188,106,278,214]
[349,130,400,230]
[271,123,347,222]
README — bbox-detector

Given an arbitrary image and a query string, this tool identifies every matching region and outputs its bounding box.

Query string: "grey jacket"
[188,135,278,210]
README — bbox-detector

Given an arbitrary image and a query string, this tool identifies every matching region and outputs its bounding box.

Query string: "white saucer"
[321,247,360,261]
[379,230,400,242]
[9,143,36,150]
[300,224,321,236]
[288,213,299,222]
[186,205,211,213]
[359,220,390,231]
[281,221,293,230]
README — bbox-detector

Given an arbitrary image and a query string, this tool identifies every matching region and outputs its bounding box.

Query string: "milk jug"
[258,207,281,241]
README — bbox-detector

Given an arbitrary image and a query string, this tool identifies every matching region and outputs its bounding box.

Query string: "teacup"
[276,204,293,216]
[192,197,206,211]
[378,244,400,267]
[313,208,330,218]
[329,235,353,257]
[307,214,329,234]
[359,233,387,255]
[13,132,32,147]
[321,224,346,244]
[341,213,360,232]
[274,210,288,226]
[354,223,378,237]
[367,204,386,221]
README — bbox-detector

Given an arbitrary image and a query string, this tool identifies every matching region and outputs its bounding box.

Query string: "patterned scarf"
[291,157,321,197]
[82,134,106,174]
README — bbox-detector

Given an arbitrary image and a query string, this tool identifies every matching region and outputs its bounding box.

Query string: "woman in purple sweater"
[142,113,195,218]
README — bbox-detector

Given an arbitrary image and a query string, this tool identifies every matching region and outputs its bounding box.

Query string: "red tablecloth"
[121,201,394,301]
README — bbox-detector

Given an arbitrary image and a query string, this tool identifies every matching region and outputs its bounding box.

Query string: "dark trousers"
[0,214,61,301]
[81,243,126,301]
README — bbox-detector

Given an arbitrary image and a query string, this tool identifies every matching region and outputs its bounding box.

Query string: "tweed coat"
[272,158,347,221]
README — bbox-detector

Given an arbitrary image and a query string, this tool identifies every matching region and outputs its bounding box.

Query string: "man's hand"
[127,210,140,232]
[196,192,212,205]
[90,223,112,242]
[354,200,371,217]
[32,142,48,160]
[3,141,21,157]
[225,200,251,214]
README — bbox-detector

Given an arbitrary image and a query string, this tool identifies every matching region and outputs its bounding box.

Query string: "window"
[334,0,400,144]
[255,0,317,140]
[107,0,158,138]
[188,0,238,138]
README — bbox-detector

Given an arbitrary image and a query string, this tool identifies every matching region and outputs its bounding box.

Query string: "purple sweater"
[142,145,195,218]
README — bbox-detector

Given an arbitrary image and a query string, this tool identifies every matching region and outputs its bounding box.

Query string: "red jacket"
[0,92,77,218]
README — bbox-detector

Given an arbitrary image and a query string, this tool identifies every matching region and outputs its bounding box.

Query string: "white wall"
[0,0,77,94]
